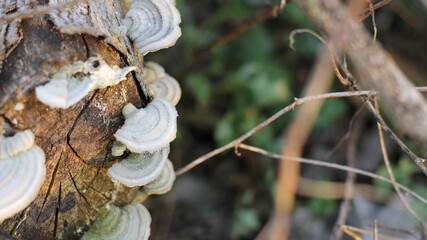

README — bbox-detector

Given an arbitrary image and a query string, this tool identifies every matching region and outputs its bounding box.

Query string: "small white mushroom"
[35,57,135,109]
[0,130,46,223]
[82,204,151,240]
[143,159,175,195]
[111,141,127,157]
[108,147,168,187]
[143,61,166,83]
[14,103,25,111]
[148,75,181,106]
[121,0,181,56]
[114,98,177,153]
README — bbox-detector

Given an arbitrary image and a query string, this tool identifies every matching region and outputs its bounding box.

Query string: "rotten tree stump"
[0,1,150,239]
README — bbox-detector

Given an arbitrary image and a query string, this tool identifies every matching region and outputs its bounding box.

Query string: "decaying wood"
[296,0,427,158]
[0,1,151,239]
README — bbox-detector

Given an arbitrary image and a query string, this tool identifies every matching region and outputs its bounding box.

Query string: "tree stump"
[0,1,150,239]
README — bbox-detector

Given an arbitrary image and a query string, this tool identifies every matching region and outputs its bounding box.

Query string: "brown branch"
[184,0,286,75]
[297,0,427,167]
[340,225,403,240]
[175,90,374,176]
[375,100,427,230]
[330,107,366,240]
[0,0,87,22]
[236,143,427,206]
[297,177,392,202]
[175,88,427,176]
[357,0,393,21]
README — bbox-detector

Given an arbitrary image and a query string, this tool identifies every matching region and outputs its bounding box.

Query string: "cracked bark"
[0,4,148,240]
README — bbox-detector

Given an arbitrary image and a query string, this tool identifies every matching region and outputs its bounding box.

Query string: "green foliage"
[186,73,212,108]
[307,198,338,218]
[374,155,420,190]
[315,98,347,127]
[231,190,261,239]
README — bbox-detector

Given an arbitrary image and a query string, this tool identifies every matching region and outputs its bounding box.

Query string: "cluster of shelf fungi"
[0,0,183,239]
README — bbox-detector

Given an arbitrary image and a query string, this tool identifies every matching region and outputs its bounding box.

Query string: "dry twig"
[184,0,286,75]
[375,100,427,229]
[175,90,375,176]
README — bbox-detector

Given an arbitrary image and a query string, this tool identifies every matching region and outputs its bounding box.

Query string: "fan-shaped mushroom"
[35,57,135,109]
[82,204,151,240]
[143,61,166,83]
[121,0,181,56]
[108,147,168,187]
[148,75,181,106]
[143,159,175,195]
[0,130,46,222]
[114,98,177,153]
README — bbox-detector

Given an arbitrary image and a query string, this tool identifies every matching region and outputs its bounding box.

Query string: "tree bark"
[0,1,149,239]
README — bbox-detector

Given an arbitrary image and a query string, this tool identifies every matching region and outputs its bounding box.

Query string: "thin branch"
[175,90,374,176]
[175,88,427,176]
[340,225,403,240]
[331,108,366,240]
[0,0,87,22]
[375,100,427,229]
[357,0,393,21]
[184,0,286,75]
[236,143,427,205]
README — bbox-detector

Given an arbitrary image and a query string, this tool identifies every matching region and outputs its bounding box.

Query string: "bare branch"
[375,100,427,229]
[237,143,427,206]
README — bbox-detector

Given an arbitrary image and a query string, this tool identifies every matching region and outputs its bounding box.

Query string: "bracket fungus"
[114,98,177,153]
[0,130,46,222]
[143,61,166,83]
[148,75,182,106]
[35,57,135,109]
[82,204,151,240]
[108,147,168,187]
[143,159,175,195]
[121,0,181,56]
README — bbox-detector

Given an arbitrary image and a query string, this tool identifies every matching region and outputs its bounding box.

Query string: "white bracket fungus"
[108,147,168,187]
[0,130,46,223]
[143,61,166,83]
[114,98,177,153]
[82,204,151,240]
[35,57,136,109]
[121,0,181,56]
[148,75,182,106]
[143,159,175,195]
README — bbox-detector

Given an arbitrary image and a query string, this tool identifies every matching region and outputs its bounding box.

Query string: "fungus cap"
[108,147,168,187]
[35,57,135,109]
[82,204,151,240]
[114,99,177,153]
[143,159,175,195]
[122,0,181,56]
[0,144,46,222]
[0,130,34,160]
[143,61,166,83]
[148,75,181,106]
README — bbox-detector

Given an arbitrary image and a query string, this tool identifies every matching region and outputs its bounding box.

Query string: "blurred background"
[142,0,427,239]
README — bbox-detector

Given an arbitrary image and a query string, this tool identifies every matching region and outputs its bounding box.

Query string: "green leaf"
[315,98,347,127]
[186,74,212,108]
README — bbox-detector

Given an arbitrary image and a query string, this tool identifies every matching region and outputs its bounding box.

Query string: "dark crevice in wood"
[68,169,95,211]
[87,186,111,201]
[116,50,150,107]
[53,182,61,238]
[82,35,90,59]
[8,208,29,237]
[66,91,98,163]
[37,153,62,222]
